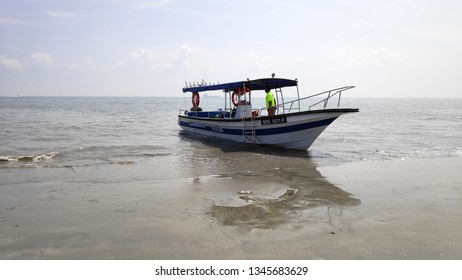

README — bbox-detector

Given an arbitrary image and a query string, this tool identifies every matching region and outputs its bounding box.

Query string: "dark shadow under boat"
[179,130,312,159]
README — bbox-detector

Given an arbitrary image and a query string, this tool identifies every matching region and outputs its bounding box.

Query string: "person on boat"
[265,88,276,116]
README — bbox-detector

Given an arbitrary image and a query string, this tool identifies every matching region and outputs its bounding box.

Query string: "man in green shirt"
[265,88,276,116]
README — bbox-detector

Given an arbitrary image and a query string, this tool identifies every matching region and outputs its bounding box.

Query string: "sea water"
[1,97,461,174]
[1,96,462,259]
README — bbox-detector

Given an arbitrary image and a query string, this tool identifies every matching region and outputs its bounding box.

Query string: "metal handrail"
[258,85,355,115]
[308,86,355,110]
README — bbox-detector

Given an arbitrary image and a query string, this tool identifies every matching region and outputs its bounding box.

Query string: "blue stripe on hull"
[178,117,337,136]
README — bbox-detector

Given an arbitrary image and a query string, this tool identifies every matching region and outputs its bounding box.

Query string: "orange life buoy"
[232,86,250,106]
[234,86,251,95]
[231,91,239,106]
[192,92,200,108]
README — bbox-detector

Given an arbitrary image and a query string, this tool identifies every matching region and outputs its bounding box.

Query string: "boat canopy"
[182,78,298,93]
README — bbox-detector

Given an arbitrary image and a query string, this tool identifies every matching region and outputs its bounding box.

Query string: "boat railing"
[180,85,355,118]
[259,85,355,115]
[306,86,355,110]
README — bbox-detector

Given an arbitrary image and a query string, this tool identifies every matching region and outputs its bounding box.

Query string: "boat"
[178,76,358,150]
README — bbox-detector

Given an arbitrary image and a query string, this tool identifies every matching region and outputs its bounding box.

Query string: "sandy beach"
[1,157,461,259]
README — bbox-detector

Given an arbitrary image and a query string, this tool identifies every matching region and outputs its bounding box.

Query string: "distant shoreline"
[2,95,462,99]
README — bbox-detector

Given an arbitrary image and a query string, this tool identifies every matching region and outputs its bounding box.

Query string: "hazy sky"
[1,0,461,97]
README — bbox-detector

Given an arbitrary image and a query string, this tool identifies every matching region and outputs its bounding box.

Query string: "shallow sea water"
[1,97,461,173]
[0,96,461,259]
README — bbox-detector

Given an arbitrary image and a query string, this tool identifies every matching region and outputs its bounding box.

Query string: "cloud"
[128,48,158,68]
[247,54,276,71]
[130,48,156,61]
[364,47,396,62]
[0,17,38,25]
[125,48,171,71]
[31,52,54,65]
[0,55,24,70]
[121,45,196,73]
[69,57,94,71]
[178,44,195,55]
[47,10,77,18]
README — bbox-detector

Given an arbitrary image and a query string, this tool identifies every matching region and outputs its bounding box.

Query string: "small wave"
[73,145,172,158]
[0,163,47,169]
[0,152,59,163]
[143,152,175,157]
[454,149,462,157]
[365,146,462,161]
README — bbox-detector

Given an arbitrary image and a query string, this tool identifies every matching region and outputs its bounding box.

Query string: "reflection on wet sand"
[180,132,361,231]
[206,167,361,231]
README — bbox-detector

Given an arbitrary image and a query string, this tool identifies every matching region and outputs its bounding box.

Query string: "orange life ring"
[232,86,250,106]
[234,86,251,95]
[192,92,200,108]
[231,91,239,106]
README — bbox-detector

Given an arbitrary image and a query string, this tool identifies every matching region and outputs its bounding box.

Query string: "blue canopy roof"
[182,78,298,93]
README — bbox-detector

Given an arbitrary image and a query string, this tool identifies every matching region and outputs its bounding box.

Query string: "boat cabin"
[182,78,300,119]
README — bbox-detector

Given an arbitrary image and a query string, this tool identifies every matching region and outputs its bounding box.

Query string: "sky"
[0,0,461,98]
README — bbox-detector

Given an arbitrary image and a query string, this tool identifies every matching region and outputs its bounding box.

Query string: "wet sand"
[0,157,461,259]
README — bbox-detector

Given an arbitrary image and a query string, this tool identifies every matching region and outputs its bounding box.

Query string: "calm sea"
[1,96,461,183]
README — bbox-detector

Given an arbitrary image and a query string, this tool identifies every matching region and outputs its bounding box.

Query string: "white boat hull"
[178,109,357,150]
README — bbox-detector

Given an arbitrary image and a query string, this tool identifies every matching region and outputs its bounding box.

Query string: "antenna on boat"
[203,64,206,82]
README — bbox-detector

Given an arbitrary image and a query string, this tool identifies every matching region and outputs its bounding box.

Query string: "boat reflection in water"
[179,134,361,231]
[206,167,361,231]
